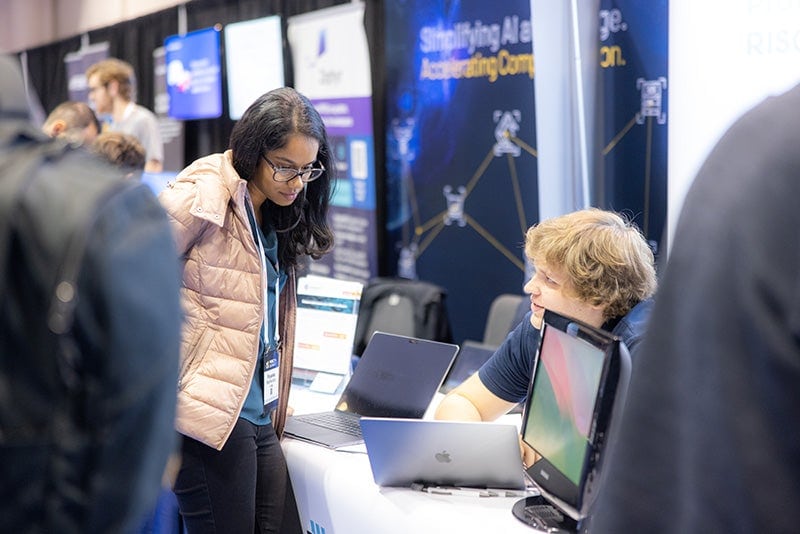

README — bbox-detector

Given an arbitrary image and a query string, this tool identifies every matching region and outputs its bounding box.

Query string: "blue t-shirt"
[478,299,654,403]
[240,207,286,425]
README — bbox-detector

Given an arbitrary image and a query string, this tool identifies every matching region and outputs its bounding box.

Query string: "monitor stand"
[511,495,577,533]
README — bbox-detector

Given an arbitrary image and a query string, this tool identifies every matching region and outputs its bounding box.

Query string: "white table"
[282,438,535,534]
[283,385,534,534]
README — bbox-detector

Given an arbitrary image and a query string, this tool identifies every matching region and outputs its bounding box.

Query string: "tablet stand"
[511,495,576,533]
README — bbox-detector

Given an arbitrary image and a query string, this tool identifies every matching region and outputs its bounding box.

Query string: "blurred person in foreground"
[0,55,182,533]
[591,84,800,534]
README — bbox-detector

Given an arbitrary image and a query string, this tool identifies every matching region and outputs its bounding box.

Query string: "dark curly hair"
[229,87,334,268]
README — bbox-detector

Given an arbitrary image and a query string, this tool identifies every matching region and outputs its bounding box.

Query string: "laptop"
[360,417,528,490]
[283,331,459,449]
[511,309,631,532]
[439,340,496,394]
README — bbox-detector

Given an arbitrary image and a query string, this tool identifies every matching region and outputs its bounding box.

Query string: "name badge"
[263,347,280,411]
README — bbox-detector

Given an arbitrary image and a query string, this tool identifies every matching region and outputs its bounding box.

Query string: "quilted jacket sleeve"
[157,178,211,257]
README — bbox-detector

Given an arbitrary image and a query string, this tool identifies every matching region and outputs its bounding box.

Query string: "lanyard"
[246,200,280,410]
[246,200,279,348]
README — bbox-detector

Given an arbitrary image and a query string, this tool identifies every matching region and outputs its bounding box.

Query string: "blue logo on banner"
[308,519,326,534]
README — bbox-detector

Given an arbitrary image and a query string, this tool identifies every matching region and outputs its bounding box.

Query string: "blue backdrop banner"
[385,0,538,343]
[164,26,223,120]
[597,1,668,256]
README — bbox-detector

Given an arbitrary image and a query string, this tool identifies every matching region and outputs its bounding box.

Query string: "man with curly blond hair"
[435,208,656,465]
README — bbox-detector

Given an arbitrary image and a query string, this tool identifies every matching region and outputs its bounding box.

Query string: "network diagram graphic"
[390,75,666,279]
[601,75,667,242]
[391,110,537,280]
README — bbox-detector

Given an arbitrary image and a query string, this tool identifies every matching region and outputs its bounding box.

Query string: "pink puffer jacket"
[158,151,296,450]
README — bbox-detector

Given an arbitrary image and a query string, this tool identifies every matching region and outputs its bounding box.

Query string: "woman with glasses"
[158,87,334,534]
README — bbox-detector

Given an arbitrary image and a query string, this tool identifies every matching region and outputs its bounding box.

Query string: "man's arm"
[437,315,537,421]
[140,108,164,174]
[434,373,517,421]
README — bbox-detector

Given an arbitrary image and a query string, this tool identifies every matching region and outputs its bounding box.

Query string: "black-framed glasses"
[262,155,325,183]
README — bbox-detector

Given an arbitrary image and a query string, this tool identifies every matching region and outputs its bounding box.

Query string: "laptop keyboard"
[299,411,363,437]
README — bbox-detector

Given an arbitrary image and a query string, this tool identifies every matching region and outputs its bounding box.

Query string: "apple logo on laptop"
[435,450,452,463]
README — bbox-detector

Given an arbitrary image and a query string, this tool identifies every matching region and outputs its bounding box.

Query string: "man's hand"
[520,437,540,469]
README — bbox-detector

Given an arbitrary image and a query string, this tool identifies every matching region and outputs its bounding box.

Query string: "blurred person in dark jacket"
[591,84,800,534]
[0,54,182,533]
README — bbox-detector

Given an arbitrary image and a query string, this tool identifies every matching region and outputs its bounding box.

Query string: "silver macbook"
[360,417,528,490]
[283,332,459,449]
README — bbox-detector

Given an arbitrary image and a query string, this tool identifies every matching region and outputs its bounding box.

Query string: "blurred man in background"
[41,100,100,144]
[86,57,164,172]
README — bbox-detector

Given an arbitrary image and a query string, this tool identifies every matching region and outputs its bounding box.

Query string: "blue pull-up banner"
[597,1,668,256]
[384,0,539,342]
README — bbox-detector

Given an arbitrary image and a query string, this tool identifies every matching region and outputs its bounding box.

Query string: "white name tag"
[263,348,279,408]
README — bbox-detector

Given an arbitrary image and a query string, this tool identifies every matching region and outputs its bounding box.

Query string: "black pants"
[174,419,302,534]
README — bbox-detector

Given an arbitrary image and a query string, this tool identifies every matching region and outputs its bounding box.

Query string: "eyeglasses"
[262,155,325,183]
[87,82,107,94]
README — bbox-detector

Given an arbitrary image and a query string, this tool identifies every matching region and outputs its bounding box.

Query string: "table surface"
[283,437,538,534]
[284,384,537,534]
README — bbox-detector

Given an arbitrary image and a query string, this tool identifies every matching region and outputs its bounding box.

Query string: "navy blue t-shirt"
[478,299,654,403]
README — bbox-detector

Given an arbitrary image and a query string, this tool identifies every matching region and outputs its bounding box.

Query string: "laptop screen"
[520,310,618,517]
[335,331,459,418]
[440,341,495,394]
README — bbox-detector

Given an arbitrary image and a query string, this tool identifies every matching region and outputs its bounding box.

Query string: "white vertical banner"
[288,3,371,99]
[225,15,285,120]
[668,0,800,247]
[153,46,185,174]
[288,3,378,285]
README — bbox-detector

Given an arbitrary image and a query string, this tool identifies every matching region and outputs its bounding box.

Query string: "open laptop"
[360,417,528,491]
[439,340,496,394]
[283,331,459,449]
[511,309,631,533]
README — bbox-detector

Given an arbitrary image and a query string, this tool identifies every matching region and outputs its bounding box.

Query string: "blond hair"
[525,208,657,320]
[85,58,135,101]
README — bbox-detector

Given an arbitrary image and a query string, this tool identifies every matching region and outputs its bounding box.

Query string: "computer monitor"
[516,309,631,527]
[164,26,223,120]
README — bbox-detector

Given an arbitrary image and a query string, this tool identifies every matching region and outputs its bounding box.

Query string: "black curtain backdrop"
[23,0,382,188]
[23,0,386,272]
